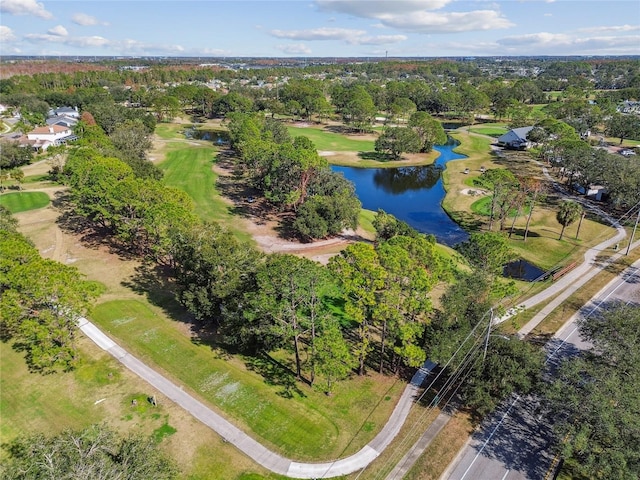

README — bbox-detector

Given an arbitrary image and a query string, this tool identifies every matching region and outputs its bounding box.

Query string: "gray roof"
[46,116,78,126]
[497,126,534,145]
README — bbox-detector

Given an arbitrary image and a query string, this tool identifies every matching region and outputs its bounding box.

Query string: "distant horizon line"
[2,54,639,60]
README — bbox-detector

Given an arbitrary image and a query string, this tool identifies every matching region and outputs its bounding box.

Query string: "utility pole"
[482,309,494,364]
[625,204,640,256]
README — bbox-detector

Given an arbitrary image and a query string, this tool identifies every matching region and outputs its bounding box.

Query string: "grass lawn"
[440,129,619,299]
[0,337,279,479]
[0,191,50,213]
[155,122,187,140]
[157,142,252,244]
[404,411,474,480]
[358,208,377,236]
[89,299,404,461]
[467,123,509,138]
[287,125,376,152]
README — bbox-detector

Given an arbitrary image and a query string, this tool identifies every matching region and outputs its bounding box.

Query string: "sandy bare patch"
[460,188,488,196]
[319,150,336,157]
[212,160,372,263]
[21,158,53,177]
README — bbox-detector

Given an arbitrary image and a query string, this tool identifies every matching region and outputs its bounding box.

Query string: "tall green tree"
[2,425,178,479]
[241,254,334,382]
[520,177,546,242]
[464,336,544,418]
[545,304,640,480]
[293,169,361,239]
[64,150,134,228]
[0,232,101,372]
[9,168,24,191]
[408,111,447,152]
[171,222,262,322]
[556,200,583,240]
[0,140,33,169]
[338,85,376,132]
[605,112,640,144]
[479,169,519,231]
[328,243,387,375]
[374,127,422,160]
[456,232,516,277]
[315,317,355,395]
[375,234,448,372]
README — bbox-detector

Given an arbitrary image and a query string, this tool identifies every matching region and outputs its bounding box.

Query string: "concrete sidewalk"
[78,317,434,478]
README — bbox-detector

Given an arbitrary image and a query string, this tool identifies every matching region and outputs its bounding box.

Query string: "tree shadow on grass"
[357,151,394,162]
[325,125,373,135]
[121,262,192,323]
[506,228,542,240]
[449,211,484,232]
[54,196,137,261]
[245,354,307,399]
[120,262,229,351]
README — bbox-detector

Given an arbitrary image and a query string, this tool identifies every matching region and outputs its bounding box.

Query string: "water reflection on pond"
[503,259,546,282]
[332,137,469,246]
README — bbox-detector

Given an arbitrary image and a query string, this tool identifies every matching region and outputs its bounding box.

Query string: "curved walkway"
[497,164,628,330]
[75,148,633,478]
[78,316,434,478]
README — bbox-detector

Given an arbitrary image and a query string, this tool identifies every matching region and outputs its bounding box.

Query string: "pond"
[503,259,547,282]
[332,137,469,246]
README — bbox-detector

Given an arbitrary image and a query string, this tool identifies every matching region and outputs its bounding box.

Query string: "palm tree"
[556,200,583,240]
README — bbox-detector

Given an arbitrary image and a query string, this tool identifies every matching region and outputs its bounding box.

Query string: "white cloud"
[270,27,366,41]
[544,13,552,17]
[317,1,452,17]
[496,32,640,55]
[47,25,68,37]
[577,24,640,34]
[21,31,188,55]
[112,39,185,54]
[315,0,512,33]
[350,34,408,45]
[276,43,312,55]
[498,32,571,47]
[72,13,108,27]
[25,33,110,48]
[0,0,52,19]
[269,27,406,46]
[377,10,514,33]
[0,26,18,43]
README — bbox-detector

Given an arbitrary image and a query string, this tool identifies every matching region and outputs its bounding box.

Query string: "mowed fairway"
[287,125,375,152]
[159,145,226,222]
[0,191,50,213]
[90,299,405,461]
[157,143,254,243]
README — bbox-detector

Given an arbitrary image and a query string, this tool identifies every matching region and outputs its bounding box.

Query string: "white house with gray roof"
[496,126,534,150]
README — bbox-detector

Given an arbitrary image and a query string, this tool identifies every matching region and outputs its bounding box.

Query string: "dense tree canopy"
[374,127,421,160]
[0,140,34,170]
[2,424,178,479]
[545,304,640,480]
[0,227,101,372]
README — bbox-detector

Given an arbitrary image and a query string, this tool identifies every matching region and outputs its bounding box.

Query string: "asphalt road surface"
[443,259,640,480]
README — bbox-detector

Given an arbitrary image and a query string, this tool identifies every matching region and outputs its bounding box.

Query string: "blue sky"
[1,0,639,57]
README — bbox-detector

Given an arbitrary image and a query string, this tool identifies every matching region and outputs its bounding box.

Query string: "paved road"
[442,258,640,480]
[79,315,435,479]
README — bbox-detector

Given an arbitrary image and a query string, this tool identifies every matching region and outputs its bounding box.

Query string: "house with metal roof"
[496,126,534,150]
